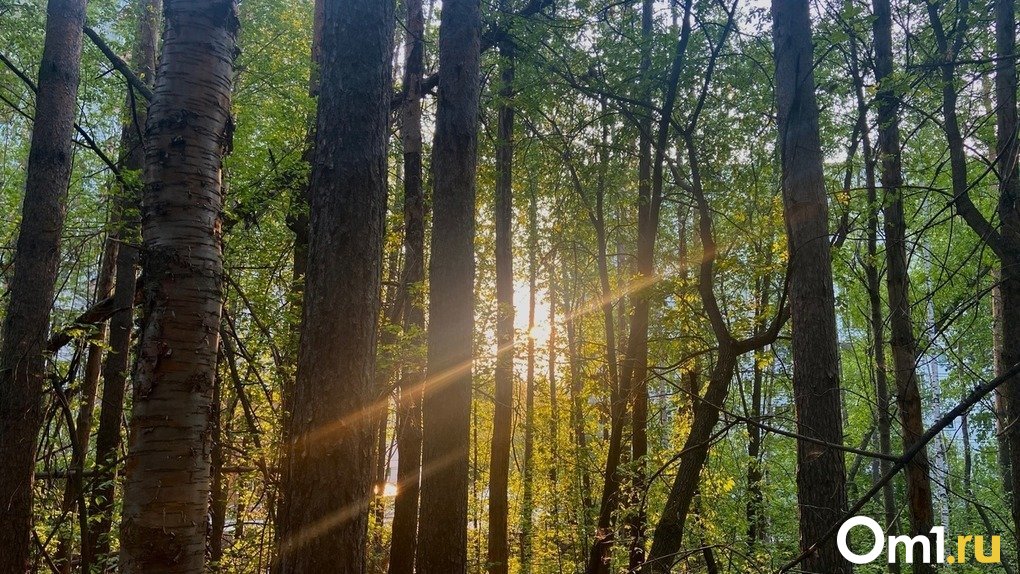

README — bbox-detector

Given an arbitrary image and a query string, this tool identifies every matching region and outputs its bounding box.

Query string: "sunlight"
[528,322,551,343]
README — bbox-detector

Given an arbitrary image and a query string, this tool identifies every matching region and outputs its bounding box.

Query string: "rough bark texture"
[994,0,1020,538]
[388,0,426,571]
[415,0,480,571]
[276,0,394,572]
[486,11,515,574]
[116,2,237,572]
[0,1,87,570]
[872,0,936,564]
[771,1,850,571]
[86,2,160,567]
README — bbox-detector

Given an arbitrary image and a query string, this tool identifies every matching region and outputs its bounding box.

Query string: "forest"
[0,0,1018,572]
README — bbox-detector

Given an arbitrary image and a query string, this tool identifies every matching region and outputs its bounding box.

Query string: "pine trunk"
[415,0,481,571]
[0,1,87,570]
[276,0,394,571]
[771,0,850,570]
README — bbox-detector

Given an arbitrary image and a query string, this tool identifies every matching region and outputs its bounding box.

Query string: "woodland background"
[0,0,1018,572]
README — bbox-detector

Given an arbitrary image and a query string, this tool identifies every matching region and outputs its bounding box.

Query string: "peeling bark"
[117,2,237,572]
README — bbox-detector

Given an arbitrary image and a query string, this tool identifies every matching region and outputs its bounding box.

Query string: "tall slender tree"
[86,1,161,568]
[416,0,481,570]
[0,1,87,570]
[117,1,238,571]
[587,2,694,569]
[520,187,538,574]
[844,28,902,571]
[993,0,1020,537]
[927,0,1020,537]
[872,0,936,564]
[388,0,427,571]
[771,0,850,571]
[486,0,516,569]
[276,0,395,571]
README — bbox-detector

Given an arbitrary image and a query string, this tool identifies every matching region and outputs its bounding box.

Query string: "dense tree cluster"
[0,0,1017,572]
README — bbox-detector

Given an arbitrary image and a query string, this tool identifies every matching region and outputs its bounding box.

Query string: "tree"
[276,0,395,571]
[771,0,850,571]
[416,0,481,571]
[520,187,538,574]
[0,1,87,570]
[845,26,901,573]
[641,128,781,574]
[587,2,695,569]
[993,0,1020,537]
[86,1,161,568]
[117,2,238,571]
[388,0,426,570]
[872,0,935,564]
[926,0,1020,539]
[486,0,516,569]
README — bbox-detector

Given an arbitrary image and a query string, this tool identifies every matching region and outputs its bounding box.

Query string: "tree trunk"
[520,188,538,574]
[274,3,322,568]
[588,2,685,568]
[994,0,1020,538]
[627,1,654,568]
[388,0,426,570]
[872,0,936,566]
[209,353,228,567]
[746,277,770,550]
[275,0,394,571]
[547,258,560,514]
[116,2,237,572]
[928,0,1020,537]
[486,11,515,572]
[643,132,777,573]
[565,249,593,543]
[846,25,902,572]
[771,1,850,571]
[55,234,116,573]
[415,0,480,571]
[642,349,737,574]
[993,276,1014,496]
[0,1,87,570]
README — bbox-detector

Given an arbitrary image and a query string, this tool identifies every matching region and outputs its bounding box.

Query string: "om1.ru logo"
[838,516,1000,565]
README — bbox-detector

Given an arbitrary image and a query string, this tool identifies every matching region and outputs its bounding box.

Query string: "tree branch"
[779,360,1020,572]
[46,296,117,353]
[83,26,154,102]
